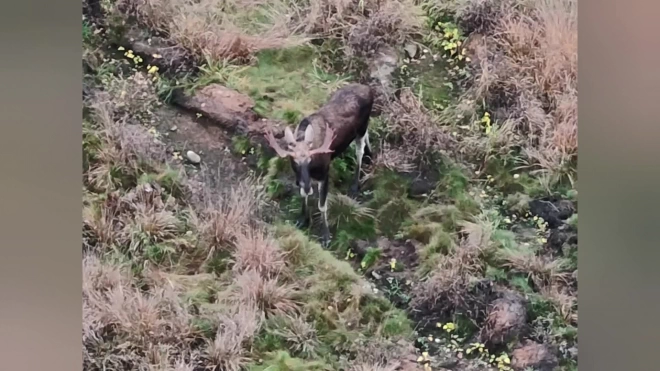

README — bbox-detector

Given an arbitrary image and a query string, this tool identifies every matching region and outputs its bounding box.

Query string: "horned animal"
[264,83,374,248]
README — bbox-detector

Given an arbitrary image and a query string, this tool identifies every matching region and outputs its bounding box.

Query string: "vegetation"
[83,0,577,369]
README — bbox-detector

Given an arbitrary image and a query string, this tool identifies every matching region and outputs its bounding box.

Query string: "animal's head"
[265,123,335,196]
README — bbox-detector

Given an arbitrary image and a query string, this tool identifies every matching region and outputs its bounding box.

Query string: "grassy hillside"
[83,0,577,370]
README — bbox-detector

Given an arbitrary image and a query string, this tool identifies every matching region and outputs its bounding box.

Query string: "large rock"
[529,197,576,228]
[480,290,527,346]
[173,84,258,133]
[511,341,558,371]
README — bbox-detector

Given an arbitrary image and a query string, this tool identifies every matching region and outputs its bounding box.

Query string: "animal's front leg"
[318,175,331,248]
[295,194,310,229]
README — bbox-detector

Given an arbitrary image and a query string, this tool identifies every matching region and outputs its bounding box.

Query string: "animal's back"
[317,84,373,131]
[296,84,374,158]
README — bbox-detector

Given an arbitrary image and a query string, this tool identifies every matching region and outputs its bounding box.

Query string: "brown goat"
[265,83,374,247]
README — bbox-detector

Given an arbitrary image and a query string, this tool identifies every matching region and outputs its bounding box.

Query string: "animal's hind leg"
[349,133,368,198]
[362,129,373,166]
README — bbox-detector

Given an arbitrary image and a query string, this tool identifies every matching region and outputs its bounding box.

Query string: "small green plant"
[381,310,413,338]
[360,248,381,270]
[232,135,253,156]
[248,350,330,371]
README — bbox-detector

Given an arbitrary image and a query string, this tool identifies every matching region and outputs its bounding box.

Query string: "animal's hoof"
[362,154,373,166]
[295,218,309,229]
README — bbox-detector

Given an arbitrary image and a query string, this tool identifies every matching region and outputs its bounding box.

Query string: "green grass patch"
[229,46,350,122]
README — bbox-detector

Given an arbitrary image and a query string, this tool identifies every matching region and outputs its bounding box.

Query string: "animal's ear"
[284,127,296,145]
[304,125,314,144]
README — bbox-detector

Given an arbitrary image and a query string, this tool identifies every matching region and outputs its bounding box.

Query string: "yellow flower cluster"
[416,351,432,371]
[490,353,511,370]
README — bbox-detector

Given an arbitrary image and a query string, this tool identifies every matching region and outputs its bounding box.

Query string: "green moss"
[144,243,176,264]
[205,249,233,275]
[137,167,185,198]
[191,317,216,339]
[425,229,456,256]
[435,164,470,199]
[248,350,331,371]
[231,46,349,122]
[369,169,411,209]
[485,265,508,283]
[411,204,464,233]
[381,310,413,338]
[509,275,534,294]
[527,293,556,320]
[504,192,532,215]
[376,198,414,238]
[360,295,394,325]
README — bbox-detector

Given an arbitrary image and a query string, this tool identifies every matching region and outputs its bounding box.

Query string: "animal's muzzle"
[299,184,313,197]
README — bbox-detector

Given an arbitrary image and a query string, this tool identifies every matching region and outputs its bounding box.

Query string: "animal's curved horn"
[264,127,293,158]
[309,124,336,155]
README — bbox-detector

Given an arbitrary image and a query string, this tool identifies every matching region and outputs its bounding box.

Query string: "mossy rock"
[376,198,413,238]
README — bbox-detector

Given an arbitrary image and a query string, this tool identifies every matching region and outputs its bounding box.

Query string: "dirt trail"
[153,104,252,192]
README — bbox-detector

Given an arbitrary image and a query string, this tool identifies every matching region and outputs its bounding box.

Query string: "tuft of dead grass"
[269,313,321,358]
[84,97,167,192]
[191,178,267,259]
[381,87,456,161]
[231,269,300,316]
[207,302,263,371]
[83,254,195,370]
[233,227,287,278]
[496,247,571,288]
[122,0,308,62]
[370,141,416,174]
[411,218,494,322]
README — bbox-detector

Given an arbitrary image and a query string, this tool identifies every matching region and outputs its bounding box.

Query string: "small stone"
[170,125,178,132]
[186,150,201,164]
[404,43,418,58]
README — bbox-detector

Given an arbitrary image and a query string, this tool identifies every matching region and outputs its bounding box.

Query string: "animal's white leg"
[318,178,330,248]
[355,135,366,174]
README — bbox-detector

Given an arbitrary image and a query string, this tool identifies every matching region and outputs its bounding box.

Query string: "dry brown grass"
[84,96,167,191]
[188,178,268,270]
[206,302,263,371]
[232,227,288,278]
[497,248,571,288]
[83,254,195,370]
[231,269,300,315]
[411,218,491,319]
[369,141,416,174]
[381,88,456,160]
[120,0,307,62]
[116,0,422,66]
[269,313,321,358]
[538,283,577,323]
[447,0,577,181]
